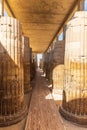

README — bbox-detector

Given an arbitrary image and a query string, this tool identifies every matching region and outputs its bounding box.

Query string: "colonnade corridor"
[25,68,64,130]
[25,68,87,130]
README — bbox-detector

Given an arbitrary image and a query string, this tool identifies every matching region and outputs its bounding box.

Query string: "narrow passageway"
[25,69,64,130]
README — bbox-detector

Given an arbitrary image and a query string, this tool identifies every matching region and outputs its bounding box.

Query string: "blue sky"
[84,0,87,11]
[4,10,8,16]
[58,32,63,41]
[37,54,42,62]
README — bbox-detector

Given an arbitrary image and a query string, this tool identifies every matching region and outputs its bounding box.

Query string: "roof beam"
[45,0,80,52]
[4,0,15,17]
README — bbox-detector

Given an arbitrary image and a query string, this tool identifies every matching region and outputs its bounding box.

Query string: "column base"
[59,106,87,126]
[24,85,32,94]
[0,105,28,127]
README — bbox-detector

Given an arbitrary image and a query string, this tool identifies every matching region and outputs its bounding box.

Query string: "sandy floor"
[25,69,64,130]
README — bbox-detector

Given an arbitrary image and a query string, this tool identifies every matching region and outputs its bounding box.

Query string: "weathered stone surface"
[22,36,31,93]
[52,40,65,93]
[0,16,27,126]
[60,11,87,126]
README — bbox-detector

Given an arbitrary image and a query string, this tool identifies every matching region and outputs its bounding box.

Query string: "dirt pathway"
[25,69,64,130]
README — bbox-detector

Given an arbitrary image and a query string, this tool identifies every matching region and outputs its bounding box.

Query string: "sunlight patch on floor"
[45,94,53,100]
[52,89,63,101]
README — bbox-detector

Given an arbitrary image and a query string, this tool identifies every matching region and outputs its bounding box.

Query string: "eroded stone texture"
[60,11,87,125]
[52,40,65,93]
[22,36,31,93]
[0,16,27,126]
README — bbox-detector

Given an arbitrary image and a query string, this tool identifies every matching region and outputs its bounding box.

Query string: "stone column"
[0,16,27,126]
[0,0,4,16]
[59,11,87,126]
[22,36,31,93]
[78,0,85,10]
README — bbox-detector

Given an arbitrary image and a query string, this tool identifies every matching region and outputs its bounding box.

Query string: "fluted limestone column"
[0,17,27,126]
[59,11,87,125]
[0,0,4,16]
[22,36,31,93]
